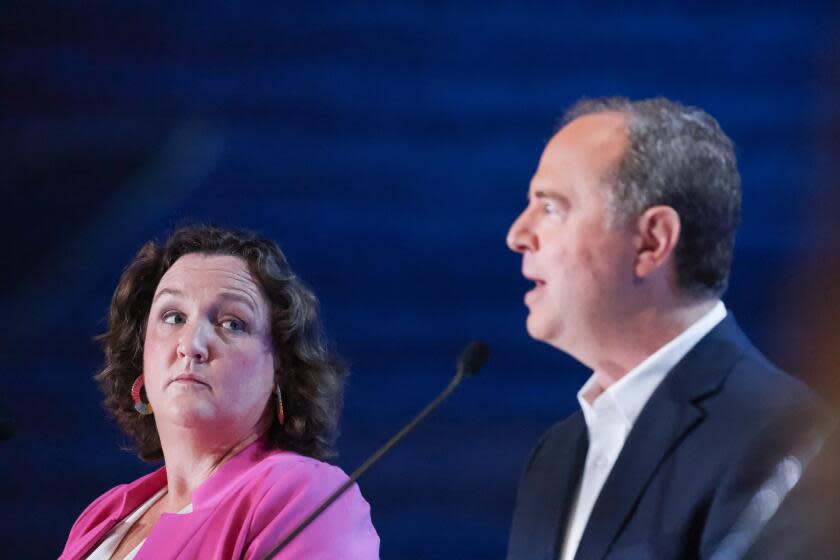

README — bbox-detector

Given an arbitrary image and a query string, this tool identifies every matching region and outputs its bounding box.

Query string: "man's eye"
[543,200,557,214]
[220,318,245,332]
[163,312,185,325]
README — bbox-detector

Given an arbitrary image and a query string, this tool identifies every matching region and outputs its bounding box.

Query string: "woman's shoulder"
[229,450,379,558]
[241,450,372,524]
[244,450,353,500]
[258,450,347,474]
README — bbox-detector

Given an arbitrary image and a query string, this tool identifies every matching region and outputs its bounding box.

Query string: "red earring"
[131,375,153,416]
[275,385,285,426]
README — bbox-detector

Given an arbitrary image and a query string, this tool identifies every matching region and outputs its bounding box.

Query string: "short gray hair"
[563,96,741,297]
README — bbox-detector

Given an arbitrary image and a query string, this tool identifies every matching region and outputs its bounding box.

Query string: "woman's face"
[143,253,276,442]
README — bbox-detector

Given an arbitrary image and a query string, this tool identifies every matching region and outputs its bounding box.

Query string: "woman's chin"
[156,400,220,430]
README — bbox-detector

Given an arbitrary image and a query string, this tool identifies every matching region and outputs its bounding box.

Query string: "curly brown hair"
[95,225,346,461]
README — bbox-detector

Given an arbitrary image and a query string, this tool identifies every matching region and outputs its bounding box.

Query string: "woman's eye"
[220,318,245,332]
[163,312,185,325]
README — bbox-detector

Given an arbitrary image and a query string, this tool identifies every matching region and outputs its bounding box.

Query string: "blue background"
[2,2,839,558]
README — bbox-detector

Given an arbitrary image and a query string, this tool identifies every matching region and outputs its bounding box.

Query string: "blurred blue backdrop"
[2,2,839,558]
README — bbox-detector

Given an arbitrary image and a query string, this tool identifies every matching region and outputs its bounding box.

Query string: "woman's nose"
[177,321,209,362]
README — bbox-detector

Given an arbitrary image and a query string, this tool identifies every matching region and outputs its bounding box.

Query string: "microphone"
[260,341,490,560]
[457,340,491,377]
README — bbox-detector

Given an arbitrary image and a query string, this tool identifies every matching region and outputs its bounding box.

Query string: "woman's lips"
[171,374,209,387]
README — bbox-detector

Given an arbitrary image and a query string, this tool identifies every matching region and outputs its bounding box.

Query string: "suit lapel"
[63,514,124,560]
[61,467,168,560]
[549,415,589,558]
[574,316,750,560]
[508,412,588,560]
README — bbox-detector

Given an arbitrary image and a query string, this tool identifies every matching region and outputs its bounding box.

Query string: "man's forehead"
[531,111,629,189]
[552,111,629,151]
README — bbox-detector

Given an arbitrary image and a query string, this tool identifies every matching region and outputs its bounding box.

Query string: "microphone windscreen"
[457,341,490,376]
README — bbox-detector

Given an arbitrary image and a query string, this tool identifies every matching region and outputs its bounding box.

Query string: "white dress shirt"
[559,301,727,560]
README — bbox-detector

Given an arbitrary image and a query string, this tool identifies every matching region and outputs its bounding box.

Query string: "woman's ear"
[633,205,681,279]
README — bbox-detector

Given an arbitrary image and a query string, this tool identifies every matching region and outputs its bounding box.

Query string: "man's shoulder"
[708,334,826,421]
[672,313,825,418]
[663,325,832,488]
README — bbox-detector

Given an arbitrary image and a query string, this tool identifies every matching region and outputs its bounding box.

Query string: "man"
[505,97,827,560]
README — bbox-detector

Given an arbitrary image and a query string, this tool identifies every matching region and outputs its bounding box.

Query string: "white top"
[559,301,727,560]
[86,488,192,560]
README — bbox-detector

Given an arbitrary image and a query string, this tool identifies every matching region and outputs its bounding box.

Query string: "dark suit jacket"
[507,315,827,560]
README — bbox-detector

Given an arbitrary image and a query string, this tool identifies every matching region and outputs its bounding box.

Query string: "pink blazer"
[59,440,380,559]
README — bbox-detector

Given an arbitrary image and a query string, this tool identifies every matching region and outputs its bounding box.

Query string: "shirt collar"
[578,301,727,430]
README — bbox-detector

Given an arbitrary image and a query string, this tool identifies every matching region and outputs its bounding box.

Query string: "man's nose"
[177,320,209,362]
[506,210,537,253]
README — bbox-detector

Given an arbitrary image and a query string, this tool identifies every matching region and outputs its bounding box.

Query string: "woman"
[60,225,379,559]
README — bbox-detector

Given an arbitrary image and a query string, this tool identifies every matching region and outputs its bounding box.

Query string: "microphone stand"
[260,341,487,560]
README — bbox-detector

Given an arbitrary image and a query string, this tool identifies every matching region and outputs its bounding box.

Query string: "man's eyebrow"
[529,190,570,204]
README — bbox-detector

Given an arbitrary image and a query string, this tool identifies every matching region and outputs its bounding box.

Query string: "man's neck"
[589,298,720,394]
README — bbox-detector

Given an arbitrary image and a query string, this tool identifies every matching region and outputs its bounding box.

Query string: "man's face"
[506,112,638,363]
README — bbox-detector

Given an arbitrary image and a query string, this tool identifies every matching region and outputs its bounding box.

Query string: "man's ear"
[633,205,681,279]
